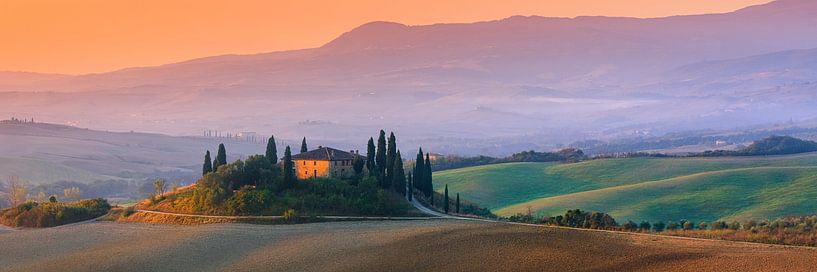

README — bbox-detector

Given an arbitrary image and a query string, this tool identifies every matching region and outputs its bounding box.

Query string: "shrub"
[698,221,708,230]
[639,221,652,232]
[0,198,110,228]
[712,221,728,230]
[282,209,297,221]
[653,221,666,232]
[728,221,741,230]
[683,221,695,230]
[666,221,678,231]
[226,187,272,215]
[622,220,638,231]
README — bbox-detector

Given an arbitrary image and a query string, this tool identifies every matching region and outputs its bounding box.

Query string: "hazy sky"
[1,0,770,74]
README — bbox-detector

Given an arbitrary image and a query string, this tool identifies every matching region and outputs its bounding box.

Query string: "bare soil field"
[0,220,815,272]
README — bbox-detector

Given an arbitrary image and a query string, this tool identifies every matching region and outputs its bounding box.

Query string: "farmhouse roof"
[292,146,362,161]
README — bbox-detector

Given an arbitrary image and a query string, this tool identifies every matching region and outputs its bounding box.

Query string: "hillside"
[434,152,817,222]
[0,122,271,203]
[2,0,817,152]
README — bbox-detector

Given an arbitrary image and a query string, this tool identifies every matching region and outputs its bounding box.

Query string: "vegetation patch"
[507,209,817,247]
[0,198,111,228]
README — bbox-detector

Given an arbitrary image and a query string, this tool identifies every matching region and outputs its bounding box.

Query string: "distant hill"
[649,48,817,97]
[698,136,817,156]
[2,0,817,149]
[0,122,274,203]
[434,152,817,223]
[742,136,817,155]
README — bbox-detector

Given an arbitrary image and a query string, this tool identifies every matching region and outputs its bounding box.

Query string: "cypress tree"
[214,143,227,170]
[375,130,387,186]
[266,135,278,164]
[366,137,376,175]
[456,193,460,214]
[424,153,433,197]
[282,146,295,189]
[407,172,413,201]
[300,137,308,153]
[444,184,449,214]
[352,153,365,176]
[385,132,397,187]
[414,148,425,195]
[392,150,406,194]
[202,150,213,175]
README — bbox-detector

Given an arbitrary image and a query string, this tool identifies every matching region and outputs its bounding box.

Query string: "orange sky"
[0,0,771,75]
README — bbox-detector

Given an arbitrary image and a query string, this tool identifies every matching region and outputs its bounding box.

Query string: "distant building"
[427,153,445,161]
[714,140,728,147]
[292,146,364,179]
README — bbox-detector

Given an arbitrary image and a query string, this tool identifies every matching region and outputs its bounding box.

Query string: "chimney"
[318,145,323,149]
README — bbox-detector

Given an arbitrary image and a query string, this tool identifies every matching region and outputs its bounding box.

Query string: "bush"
[0,198,111,228]
[282,209,297,221]
[226,187,272,215]
[683,221,695,230]
[698,221,708,230]
[639,221,652,232]
[653,221,666,232]
[712,221,728,230]
[622,220,638,231]
[666,221,678,231]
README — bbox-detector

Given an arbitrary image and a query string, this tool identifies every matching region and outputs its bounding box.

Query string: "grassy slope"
[0,157,117,185]
[434,152,817,222]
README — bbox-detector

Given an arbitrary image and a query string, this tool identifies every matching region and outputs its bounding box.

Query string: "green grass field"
[433,153,817,223]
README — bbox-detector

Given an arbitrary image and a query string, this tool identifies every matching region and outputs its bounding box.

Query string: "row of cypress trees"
[441,185,461,214]
[365,130,408,195]
[203,134,296,188]
[202,143,227,175]
[413,148,434,199]
[202,131,424,200]
[262,134,296,186]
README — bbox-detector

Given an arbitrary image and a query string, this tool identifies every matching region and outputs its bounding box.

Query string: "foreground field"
[434,153,817,222]
[1,220,816,271]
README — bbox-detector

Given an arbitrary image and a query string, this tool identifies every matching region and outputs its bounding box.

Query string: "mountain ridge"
[1,0,815,152]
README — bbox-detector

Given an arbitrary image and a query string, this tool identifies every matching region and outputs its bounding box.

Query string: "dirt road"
[1,219,815,272]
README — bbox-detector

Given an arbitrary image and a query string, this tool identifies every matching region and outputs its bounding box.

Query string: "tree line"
[430,148,587,171]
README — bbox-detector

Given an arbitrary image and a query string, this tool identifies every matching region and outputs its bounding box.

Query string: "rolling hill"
[0,122,289,204]
[433,152,817,222]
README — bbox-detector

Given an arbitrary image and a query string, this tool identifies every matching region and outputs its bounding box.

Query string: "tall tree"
[444,184,449,214]
[7,176,26,206]
[366,137,376,175]
[407,172,413,201]
[392,150,406,194]
[375,130,387,186]
[282,146,295,189]
[385,132,397,186]
[300,137,308,153]
[352,153,365,176]
[424,153,433,197]
[214,143,227,170]
[456,193,460,214]
[154,178,167,199]
[414,148,425,195]
[203,150,213,175]
[266,135,278,164]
